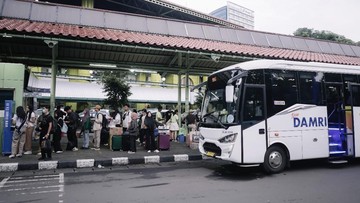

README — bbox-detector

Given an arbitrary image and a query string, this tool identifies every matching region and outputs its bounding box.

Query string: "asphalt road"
[1,159,360,203]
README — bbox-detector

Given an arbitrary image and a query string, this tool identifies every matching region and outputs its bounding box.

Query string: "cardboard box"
[110,127,123,136]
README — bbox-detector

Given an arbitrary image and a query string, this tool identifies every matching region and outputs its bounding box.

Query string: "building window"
[0,90,14,110]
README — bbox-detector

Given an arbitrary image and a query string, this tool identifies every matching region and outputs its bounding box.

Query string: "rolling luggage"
[112,135,122,151]
[122,131,130,151]
[187,130,200,146]
[158,128,170,150]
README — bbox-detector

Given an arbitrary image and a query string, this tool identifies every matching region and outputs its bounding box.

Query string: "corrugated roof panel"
[351,46,360,57]
[2,0,31,19]
[185,23,205,39]
[340,44,356,56]
[0,0,4,16]
[104,12,127,30]
[219,28,238,43]
[81,9,104,27]
[236,30,255,45]
[126,15,148,33]
[305,39,322,53]
[147,18,169,35]
[167,21,187,37]
[292,37,309,51]
[251,32,269,47]
[30,3,57,23]
[57,6,81,25]
[279,36,296,50]
[202,25,222,41]
[265,34,283,48]
[328,42,345,55]
[317,41,333,54]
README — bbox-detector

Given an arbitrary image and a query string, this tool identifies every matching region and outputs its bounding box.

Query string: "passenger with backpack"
[81,108,91,149]
[9,106,27,158]
[64,106,78,151]
[38,106,53,161]
[92,105,103,151]
[122,104,131,151]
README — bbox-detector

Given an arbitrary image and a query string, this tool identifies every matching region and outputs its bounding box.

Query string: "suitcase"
[187,130,198,146]
[177,134,186,143]
[100,128,109,145]
[122,133,130,151]
[158,132,170,150]
[112,136,122,151]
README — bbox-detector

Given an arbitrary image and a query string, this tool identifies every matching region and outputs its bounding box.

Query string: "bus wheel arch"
[262,143,289,174]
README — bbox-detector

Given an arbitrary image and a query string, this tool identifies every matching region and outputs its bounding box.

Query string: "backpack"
[97,113,108,128]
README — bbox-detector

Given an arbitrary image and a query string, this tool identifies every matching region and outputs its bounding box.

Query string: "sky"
[166,0,360,42]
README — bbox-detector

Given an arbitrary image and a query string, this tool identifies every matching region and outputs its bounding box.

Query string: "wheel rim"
[268,151,282,169]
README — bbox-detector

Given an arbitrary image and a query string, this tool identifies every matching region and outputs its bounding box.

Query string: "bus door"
[325,83,349,157]
[349,83,360,157]
[241,85,267,163]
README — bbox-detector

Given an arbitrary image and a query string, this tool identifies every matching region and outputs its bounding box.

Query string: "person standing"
[92,105,103,151]
[169,110,180,142]
[9,106,27,158]
[144,111,159,153]
[155,106,164,126]
[81,108,91,149]
[24,105,36,155]
[108,109,121,149]
[138,109,147,146]
[64,106,78,151]
[128,112,139,154]
[122,104,131,151]
[38,106,53,161]
[53,110,64,154]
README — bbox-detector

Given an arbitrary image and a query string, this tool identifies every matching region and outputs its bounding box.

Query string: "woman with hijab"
[81,108,91,149]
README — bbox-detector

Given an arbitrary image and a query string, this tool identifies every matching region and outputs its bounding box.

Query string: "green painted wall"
[0,63,25,152]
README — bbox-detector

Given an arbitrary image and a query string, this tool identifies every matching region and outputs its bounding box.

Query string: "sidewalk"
[0,135,203,172]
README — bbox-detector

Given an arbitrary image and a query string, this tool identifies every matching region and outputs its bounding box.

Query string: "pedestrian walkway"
[0,135,203,172]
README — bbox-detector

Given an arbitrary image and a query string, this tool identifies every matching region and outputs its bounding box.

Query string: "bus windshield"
[201,69,244,127]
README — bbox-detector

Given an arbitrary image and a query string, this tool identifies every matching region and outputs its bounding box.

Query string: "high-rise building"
[210,1,254,30]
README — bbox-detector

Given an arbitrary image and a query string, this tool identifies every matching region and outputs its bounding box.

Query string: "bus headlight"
[218,133,237,143]
[199,132,205,140]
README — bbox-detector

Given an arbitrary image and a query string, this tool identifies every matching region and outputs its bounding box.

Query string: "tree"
[293,27,359,45]
[101,72,131,109]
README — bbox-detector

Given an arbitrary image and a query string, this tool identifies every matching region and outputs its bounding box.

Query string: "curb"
[0,154,204,172]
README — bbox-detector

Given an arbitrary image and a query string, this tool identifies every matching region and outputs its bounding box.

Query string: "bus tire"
[262,146,287,174]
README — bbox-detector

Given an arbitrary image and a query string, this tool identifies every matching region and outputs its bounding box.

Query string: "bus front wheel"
[262,146,287,174]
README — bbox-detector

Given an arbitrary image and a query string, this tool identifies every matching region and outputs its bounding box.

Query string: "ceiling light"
[89,63,117,68]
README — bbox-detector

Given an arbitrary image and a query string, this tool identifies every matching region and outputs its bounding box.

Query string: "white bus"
[198,59,360,173]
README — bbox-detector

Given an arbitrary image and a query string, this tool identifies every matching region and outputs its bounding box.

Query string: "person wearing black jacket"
[38,106,53,161]
[53,110,64,153]
[64,106,78,151]
[144,111,159,153]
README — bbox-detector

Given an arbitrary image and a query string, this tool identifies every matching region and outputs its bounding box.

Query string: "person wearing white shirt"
[9,106,27,158]
[24,105,36,155]
[108,109,121,149]
[92,105,103,150]
[122,104,131,151]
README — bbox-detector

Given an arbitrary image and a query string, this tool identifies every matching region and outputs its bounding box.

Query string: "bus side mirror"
[225,85,234,103]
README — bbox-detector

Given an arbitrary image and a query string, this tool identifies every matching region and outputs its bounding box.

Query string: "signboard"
[2,100,14,155]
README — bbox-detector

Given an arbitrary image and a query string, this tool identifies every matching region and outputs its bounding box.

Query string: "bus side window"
[299,72,323,105]
[268,70,297,115]
[243,87,265,122]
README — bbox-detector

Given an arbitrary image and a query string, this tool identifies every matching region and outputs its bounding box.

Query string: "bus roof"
[213,59,360,76]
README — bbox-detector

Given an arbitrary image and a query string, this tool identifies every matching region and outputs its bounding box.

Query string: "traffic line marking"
[0,177,10,189]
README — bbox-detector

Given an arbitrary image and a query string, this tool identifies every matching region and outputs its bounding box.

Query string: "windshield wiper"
[202,111,227,129]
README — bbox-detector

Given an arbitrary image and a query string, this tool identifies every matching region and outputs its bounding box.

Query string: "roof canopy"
[0,0,359,75]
